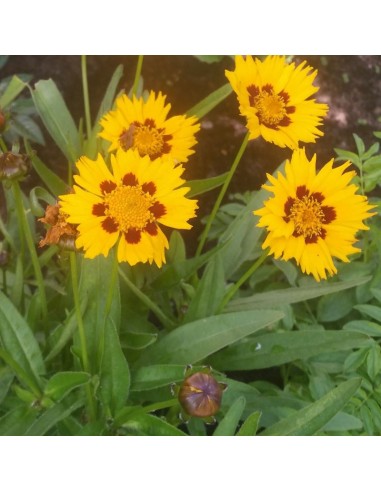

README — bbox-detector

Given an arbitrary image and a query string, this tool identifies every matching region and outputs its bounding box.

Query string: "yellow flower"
[59,150,198,267]
[98,91,200,163]
[225,56,329,149]
[254,148,375,281]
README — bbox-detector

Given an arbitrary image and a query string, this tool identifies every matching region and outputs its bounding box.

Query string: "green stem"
[70,252,97,422]
[217,248,269,313]
[0,137,7,152]
[12,181,47,319]
[196,132,249,257]
[131,55,144,97]
[118,267,174,328]
[81,55,92,142]
[104,251,119,320]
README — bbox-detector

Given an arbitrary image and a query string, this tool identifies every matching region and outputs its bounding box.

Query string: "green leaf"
[29,186,56,217]
[218,186,274,277]
[187,83,232,119]
[44,371,90,402]
[151,242,225,291]
[24,397,84,436]
[353,133,365,155]
[343,320,381,337]
[0,75,26,109]
[86,64,124,157]
[322,412,363,432]
[0,366,14,405]
[131,364,205,392]
[78,254,121,373]
[0,405,39,436]
[187,172,229,198]
[94,64,123,124]
[208,330,369,370]
[0,291,45,391]
[236,411,261,436]
[317,290,354,322]
[122,413,186,436]
[30,79,81,163]
[99,320,130,415]
[261,378,361,436]
[366,345,381,380]
[11,114,45,145]
[122,330,157,350]
[166,231,186,263]
[45,301,87,362]
[226,276,371,312]
[25,140,67,196]
[184,252,225,322]
[136,309,284,367]
[354,304,381,323]
[214,396,246,436]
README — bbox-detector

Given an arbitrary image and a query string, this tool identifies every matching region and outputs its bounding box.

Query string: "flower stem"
[118,267,174,328]
[196,132,249,257]
[0,137,7,153]
[12,181,48,319]
[104,251,119,321]
[70,252,97,422]
[131,55,144,97]
[217,248,269,313]
[81,55,92,142]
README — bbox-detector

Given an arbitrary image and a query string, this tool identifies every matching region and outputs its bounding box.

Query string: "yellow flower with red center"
[59,150,198,266]
[98,91,200,163]
[254,148,375,281]
[225,55,329,149]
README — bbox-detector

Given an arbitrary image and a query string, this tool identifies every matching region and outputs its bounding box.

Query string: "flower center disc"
[105,186,153,232]
[255,92,287,126]
[132,125,164,157]
[290,196,325,238]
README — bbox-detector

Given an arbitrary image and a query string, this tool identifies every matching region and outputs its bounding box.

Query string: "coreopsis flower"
[254,148,375,281]
[38,203,78,250]
[178,370,227,418]
[98,91,200,163]
[225,55,328,149]
[59,150,198,267]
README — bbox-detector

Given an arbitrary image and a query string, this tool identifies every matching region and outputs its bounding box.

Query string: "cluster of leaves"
[1,57,381,435]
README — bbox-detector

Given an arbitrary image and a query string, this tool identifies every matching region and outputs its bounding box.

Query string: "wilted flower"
[39,203,78,250]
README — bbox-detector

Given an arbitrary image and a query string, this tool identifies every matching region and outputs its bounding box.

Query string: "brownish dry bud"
[0,152,30,181]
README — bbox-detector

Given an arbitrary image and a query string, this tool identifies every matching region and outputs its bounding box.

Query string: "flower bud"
[0,152,30,181]
[178,370,227,418]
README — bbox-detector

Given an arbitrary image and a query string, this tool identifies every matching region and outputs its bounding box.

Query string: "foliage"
[1,55,381,435]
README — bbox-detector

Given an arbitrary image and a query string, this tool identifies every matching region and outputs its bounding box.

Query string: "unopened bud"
[178,370,227,418]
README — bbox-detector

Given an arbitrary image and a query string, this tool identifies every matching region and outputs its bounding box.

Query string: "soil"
[2,55,381,247]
